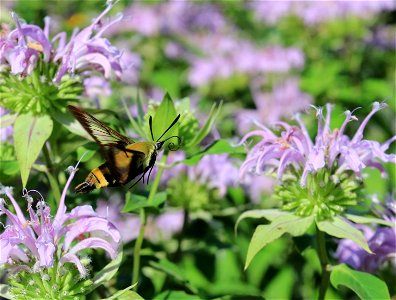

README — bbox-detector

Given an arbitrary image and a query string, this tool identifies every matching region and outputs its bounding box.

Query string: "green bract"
[0,62,82,115]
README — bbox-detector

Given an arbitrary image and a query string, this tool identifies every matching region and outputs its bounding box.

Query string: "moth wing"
[68,105,134,147]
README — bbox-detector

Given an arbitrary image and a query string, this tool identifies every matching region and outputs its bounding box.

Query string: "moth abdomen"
[75,164,116,193]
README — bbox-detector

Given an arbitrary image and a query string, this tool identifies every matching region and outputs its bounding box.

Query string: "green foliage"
[330,264,390,300]
[242,210,314,269]
[151,92,178,142]
[122,192,167,213]
[13,113,53,187]
[316,217,372,253]
[87,249,124,294]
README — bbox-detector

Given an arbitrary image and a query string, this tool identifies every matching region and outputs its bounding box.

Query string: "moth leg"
[146,165,155,185]
[128,171,146,190]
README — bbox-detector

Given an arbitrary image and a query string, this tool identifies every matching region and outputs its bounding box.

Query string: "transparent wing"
[68,105,134,147]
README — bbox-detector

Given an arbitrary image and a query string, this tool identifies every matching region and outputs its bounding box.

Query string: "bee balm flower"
[0,164,121,298]
[240,102,395,219]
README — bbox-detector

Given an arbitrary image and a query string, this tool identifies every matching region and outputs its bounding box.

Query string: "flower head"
[240,102,395,219]
[0,2,125,114]
[0,163,121,297]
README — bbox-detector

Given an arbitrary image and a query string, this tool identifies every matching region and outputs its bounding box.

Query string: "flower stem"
[132,153,168,290]
[316,226,331,300]
[42,142,61,204]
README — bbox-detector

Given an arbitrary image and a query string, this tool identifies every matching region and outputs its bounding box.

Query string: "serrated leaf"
[86,248,123,294]
[14,113,53,187]
[245,215,313,269]
[122,192,166,213]
[152,92,178,142]
[345,214,395,227]
[235,209,290,234]
[330,264,390,300]
[317,216,372,253]
[183,139,245,166]
[185,102,222,148]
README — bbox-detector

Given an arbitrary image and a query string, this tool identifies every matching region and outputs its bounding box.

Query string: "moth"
[68,105,181,193]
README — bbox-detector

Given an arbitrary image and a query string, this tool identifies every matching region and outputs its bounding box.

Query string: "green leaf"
[150,70,180,98]
[245,214,313,269]
[122,97,146,139]
[330,264,390,300]
[122,192,166,213]
[0,160,19,176]
[14,113,53,187]
[0,284,12,299]
[150,258,198,294]
[154,291,201,300]
[186,102,222,148]
[76,146,96,163]
[235,209,290,234]
[102,284,141,300]
[86,248,123,294]
[182,139,245,166]
[152,92,178,142]
[345,214,395,227]
[51,110,91,140]
[317,216,372,253]
[0,113,16,128]
[263,267,295,300]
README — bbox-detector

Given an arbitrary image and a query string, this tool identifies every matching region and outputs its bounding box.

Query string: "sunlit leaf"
[86,248,123,294]
[185,101,222,148]
[317,216,372,253]
[102,284,141,300]
[235,209,290,234]
[14,113,53,187]
[263,267,295,300]
[122,192,166,213]
[0,113,16,128]
[245,215,314,269]
[182,139,245,166]
[345,214,394,227]
[152,92,178,142]
[330,264,390,300]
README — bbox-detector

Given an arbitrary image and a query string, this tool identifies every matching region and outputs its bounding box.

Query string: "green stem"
[316,226,331,300]
[173,209,189,262]
[42,142,61,204]
[132,153,168,290]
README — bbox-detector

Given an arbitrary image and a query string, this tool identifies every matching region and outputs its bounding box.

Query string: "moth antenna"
[162,135,182,151]
[149,115,155,141]
[156,114,181,142]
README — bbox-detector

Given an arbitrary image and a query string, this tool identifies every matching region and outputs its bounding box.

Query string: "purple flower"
[187,34,304,87]
[163,152,239,197]
[249,1,396,25]
[96,196,184,243]
[0,164,121,277]
[336,196,396,272]
[1,1,124,83]
[107,2,226,37]
[0,107,13,142]
[236,78,312,133]
[240,102,396,186]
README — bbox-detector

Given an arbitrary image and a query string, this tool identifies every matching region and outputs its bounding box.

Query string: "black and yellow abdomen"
[75,163,115,193]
